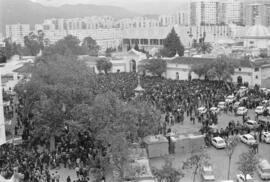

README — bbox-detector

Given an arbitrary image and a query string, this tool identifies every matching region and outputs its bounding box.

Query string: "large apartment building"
[190,0,225,25]
[244,2,270,26]
[224,0,244,25]
[5,24,30,46]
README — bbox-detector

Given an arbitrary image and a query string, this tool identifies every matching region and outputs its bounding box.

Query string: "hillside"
[0,0,139,33]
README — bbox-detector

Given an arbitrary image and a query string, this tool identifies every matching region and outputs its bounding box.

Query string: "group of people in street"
[1,73,270,182]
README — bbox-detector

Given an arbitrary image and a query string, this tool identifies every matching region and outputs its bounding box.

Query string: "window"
[250,41,254,44]
[254,67,259,72]
[255,76,258,79]
[239,68,242,71]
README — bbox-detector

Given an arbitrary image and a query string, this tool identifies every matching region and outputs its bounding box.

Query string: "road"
[150,109,270,182]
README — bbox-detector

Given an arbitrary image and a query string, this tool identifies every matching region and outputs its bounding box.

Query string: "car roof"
[244,134,254,139]
[236,174,252,180]
[247,120,257,124]
[203,166,213,171]
[213,137,224,141]
[263,132,270,136]
[256,106,264,108]
[260,159,270,169]
[238,107,246,109]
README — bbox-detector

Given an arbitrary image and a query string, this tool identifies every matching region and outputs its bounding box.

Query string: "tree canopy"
[160,28,185,57]
[96,58,113,74]
[142,59,167,77]
[191,56,235,81]
[82,36,100,56]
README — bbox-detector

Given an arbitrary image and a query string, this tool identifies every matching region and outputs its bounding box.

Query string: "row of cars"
[210,132,270,149]
[202,159,270,182]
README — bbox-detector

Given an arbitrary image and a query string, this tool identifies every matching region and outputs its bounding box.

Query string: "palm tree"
[196,42,213,54]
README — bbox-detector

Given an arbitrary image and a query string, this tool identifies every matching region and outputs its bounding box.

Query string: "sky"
[29,0,188,14]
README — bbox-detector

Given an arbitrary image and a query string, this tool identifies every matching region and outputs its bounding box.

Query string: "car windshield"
[203,170,213,175]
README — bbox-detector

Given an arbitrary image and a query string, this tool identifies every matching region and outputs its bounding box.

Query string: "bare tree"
[183,150,210,182]
[226,136,239,180]
[237,150,259,181]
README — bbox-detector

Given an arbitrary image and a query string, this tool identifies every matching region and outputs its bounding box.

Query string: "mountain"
[0,0,139,33]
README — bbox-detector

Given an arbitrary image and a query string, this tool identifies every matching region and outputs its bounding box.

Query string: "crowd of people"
[1,72,270,182]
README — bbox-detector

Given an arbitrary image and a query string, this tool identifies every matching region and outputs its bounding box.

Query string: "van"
[257,159,270,180]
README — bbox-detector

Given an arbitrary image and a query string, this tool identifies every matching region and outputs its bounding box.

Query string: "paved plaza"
[150,109,270,182]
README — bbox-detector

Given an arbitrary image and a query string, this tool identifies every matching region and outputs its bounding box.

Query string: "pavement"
[149,109,270,182]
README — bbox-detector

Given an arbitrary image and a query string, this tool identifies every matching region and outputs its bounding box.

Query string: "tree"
[196,42,213,54]
[127,43,131,51]
[153,157,184,182]
[105,48,116,57]
[160,28,185,57]
[237,150,259,181]
[2,38,20,59]
[96,58,112,74]
[54,35,82,55]
[24,32,42,56]
[226,136,239,180]
[82,36,100,56]
[191,63,209,80]
[214,56,235,82]
[15,53,96,149]
[134,42,140,51]
[143,59,167,77]
[183,150,210,182]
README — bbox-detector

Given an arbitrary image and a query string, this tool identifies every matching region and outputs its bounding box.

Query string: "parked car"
[211,137,226,149]
[258,117,270,125]
[201,166,215,182]
[240,134,256,145]
[236,107,248,116]
[210,107,219,114]
[261,131,270,144]
[255,106,266,115]
[233,102,241,109]
[198,106,207,114]
[267,106,270,115]
[236,174,253,182]
[218,102,226,110]
[244,120,258,129]
[257,159,270,180]
[225,95,235,103]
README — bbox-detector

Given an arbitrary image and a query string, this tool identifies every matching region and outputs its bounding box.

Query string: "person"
[67,176,71,182]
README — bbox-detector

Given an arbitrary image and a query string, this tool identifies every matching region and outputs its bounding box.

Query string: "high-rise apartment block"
[244,2,270,26]
[5,24,30,46]
[190,0,225,25]
[224,0,244,25]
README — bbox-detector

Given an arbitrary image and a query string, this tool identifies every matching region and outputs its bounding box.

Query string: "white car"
[218,102,226,110]
[211,137,226,149]
[261,132,270,143]
[198,106,207,114]
[267,106,270,114]
[257,159,270,180]
[225,95,235,103]
[201,166,215,181]
[262,100,269,105]
[236,107,248,116]
[210,107,219,114]
[236,174,253,182]
[255,106,266,115]
[244,120,258,129]
[240,134,256,145]
[261,88,270,95]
